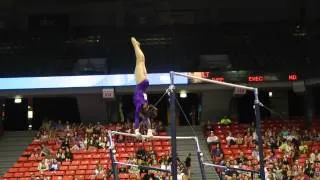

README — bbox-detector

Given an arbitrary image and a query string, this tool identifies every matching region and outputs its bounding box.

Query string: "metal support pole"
[253,88,265,180]
[170,71,178,180]
[194,137,207,180]
[108,131,119,180]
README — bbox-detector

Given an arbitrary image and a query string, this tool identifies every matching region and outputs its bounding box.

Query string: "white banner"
[102,88,115,99]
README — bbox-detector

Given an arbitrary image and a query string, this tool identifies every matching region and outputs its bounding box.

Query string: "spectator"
[299,141,309,154]
[252,146,260,161]
[95,161,105,177]
[206,131,219,148]
[212,144,223,163]
[236,133,243,145]
[236,152,248,165]
[39,144,51,157]
[65,147,73,161]
[226,132,236,145]
[185,153,191,177]
[56,148,65,162]
[37,159,49,173]
[49,159,59,171]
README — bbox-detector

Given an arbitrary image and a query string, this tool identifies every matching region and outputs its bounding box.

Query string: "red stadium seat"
[3,173,14,178]
[163,146,171,151]
[154,146,162,151]
[120,153,129,158]
[83,154,93,159]
[63,175,74,180]
[79,165,88,170]
[13,163,23,168]
[100,159,109,165]
[75,175,85,179]
[66,170,75,175]
[71,160,80,165]
[119,173,130,178]
[76,170,86,175]
[74,154,83,160]
[126,142,134,147]
[80,160,90,165]
[23,162,33,168]
[162,141,170,146]
[92,154,102,159]
[88,165,96,170]
[8,168,18,173]
[90,160,99,165]
[14,172,24,177]
[153,141,161,146]
[69,165,78,170]
[60,166,68,171]
[159,132,167,136]
[18,167,28,172]
[144,142,152,146]
[117,143,125,147]
[62,161,71,166]
[125,147,135,152]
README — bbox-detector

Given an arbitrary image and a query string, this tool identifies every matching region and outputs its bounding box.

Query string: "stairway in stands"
[0,131,36,176]
[168,126,220,180]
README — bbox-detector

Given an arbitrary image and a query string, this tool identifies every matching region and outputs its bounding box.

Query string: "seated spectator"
[302,130,311,141]
[95,161,105,177]
[206,131,219,147]
[251,146,260,161]
[61,137,70,150]
[55,120,63,130]
[56,148,66,162]
[236,152,248,165]
[236,133,243,145]
[299,141,309,154]
[243,132,253,147]
[65,147,73,161]
[40,144,51,157]
[212,144,223,163]
[309,151,317,163]
[30,149,40,158]
[86,124,94,137]
[49,159,59,171]
[226,132,236,145]
[40,131,49,142]
[98,134,109,149]
[37,159,49,173]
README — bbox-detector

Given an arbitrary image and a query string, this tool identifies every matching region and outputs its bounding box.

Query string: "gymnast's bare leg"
[131,37,153,139]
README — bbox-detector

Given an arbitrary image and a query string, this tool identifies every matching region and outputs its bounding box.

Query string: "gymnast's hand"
[131,37,140,47]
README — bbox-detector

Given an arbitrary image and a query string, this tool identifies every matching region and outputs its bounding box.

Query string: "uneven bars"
[115,162,171,173]
[203,163,259,174]
[172,72,255,91]
[110,131,196,140]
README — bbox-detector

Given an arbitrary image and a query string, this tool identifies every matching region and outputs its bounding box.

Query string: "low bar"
[115,162,171,173]
[172,72,255,91]
[203,163,259,174]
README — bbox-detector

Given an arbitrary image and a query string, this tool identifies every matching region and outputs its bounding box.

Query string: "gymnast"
[131,37,158,139]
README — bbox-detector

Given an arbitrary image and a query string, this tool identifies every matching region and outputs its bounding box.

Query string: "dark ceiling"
[0,0,319,77]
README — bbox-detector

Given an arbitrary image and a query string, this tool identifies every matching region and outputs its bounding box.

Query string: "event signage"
[102,88,115,99]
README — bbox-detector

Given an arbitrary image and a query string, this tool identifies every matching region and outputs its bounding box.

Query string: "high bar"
[110,131,196,140]
[171,72,255,91]
[115,162,171,173]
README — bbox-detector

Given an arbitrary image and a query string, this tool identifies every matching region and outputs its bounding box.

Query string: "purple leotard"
[133,79,149,129]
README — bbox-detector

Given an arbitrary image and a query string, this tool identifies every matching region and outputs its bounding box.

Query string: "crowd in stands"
[206,119,320,179]
[3,119,190,180]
